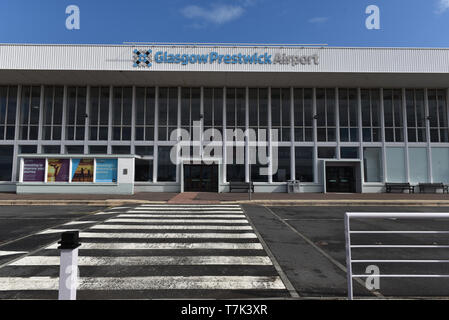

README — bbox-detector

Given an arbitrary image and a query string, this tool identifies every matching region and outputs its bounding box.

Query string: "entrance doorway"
[184,163,218,192]
[326,166,356,193]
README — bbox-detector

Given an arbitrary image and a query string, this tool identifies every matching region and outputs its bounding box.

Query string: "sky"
[0,0,448,47]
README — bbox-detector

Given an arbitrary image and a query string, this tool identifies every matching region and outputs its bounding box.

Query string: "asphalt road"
[0,204,290,299]
[1,204,449,299]
[0,206,107,266]
[246,205,449,299]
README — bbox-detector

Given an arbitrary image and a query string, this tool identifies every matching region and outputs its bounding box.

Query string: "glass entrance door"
[184,163,218,192]
[326,166,356,193]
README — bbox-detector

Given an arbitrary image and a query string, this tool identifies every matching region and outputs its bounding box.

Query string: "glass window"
[19,145,37,154]
[271,88,291,142]
[65,145,84,154]
[428,90,449,143]
[88,146,107,154]
[226,145,245,182]
[293,88,313,142]
[0,86,17,140]
[431,148,449,183]
[111,146,130,155]
[316,89,336,142]
[159,87,179,141]
[361,89,381,142]
[203,88,223,139]
[363,147,382,182]
[250,145,269,182]
[158,146,176,181]
[409,148,428,184]
[0,145,13,181]
[135,159,153,182]
[112,87,132,141]
[66,87,86,141]
[318,147,336,159]
[405,90,426,143]
[339,89,359,142]
[226,88,246,133]
[42,86,63,141]
[89,87,109,141]
[19,86,41,140]
[386,147,406,182]
[135,87,155,141]
[135,146,154,156]
[341,147,359,159]
[273,147,290,182]
[249,88,269,142]
[383,89,404,142]
[42,145,61,154]
[295,147,314,182]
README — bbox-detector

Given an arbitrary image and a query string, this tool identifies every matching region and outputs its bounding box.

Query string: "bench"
[418,183,449,194]
[229,181,254,193]
[385,182,414,193]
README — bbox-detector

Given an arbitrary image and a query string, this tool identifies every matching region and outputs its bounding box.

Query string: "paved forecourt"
[0,204,290,299]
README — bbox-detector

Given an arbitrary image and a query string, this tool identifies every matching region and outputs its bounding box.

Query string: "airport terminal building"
[1,43,449,194]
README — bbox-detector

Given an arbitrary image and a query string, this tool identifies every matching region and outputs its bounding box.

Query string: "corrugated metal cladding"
[0,44,449,73]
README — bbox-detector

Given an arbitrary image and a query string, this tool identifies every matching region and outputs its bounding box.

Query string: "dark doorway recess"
[326,166,356,193]
[184,163,218,192]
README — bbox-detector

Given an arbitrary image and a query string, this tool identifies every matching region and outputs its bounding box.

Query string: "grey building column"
[424,88,433,183]
[84,86,90,154]
[245,87,250,183]
[402,88,410,183]
[290,87,295,181]
[153,86,159,183]
[222,87,227,184]
[268,87,273,183]
[312,87,318,184]
[107,86,113,155]
[380,88,387,183]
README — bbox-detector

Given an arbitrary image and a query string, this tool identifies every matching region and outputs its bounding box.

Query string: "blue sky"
[0,0,448,47]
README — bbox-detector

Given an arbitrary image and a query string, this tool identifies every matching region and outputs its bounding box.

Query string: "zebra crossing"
[0,204,290,299]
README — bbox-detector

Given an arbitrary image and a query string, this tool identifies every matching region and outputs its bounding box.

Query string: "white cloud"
[181,4,245,24]
[308,17,329,24]
[436,0,449,14]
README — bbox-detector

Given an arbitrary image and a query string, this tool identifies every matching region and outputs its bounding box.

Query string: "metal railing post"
[58,231,81,300]
[345,212,449,300]
[344,213,353,300]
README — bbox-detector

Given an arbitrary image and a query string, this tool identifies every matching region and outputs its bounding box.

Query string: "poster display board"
[23,159,45,182]
[71,159,94,182]
[47,159,70,182]
[95,159,118,183]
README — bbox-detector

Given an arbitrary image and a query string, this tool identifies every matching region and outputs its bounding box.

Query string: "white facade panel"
[1,44,449,74]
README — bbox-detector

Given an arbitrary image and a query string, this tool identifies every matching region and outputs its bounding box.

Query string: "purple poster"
[47,159,70,182]
[23,159,45,182]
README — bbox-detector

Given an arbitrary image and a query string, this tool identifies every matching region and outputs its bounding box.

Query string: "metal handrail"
[345,212,449,300]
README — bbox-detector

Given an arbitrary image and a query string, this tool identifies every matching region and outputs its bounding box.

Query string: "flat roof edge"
[0,43,449,50]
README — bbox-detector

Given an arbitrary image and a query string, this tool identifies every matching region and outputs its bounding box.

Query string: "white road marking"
[126,211,244,214]
[0,276,285,291]
[63,221,98,226]
[78,232,257,239]
[91,224,253,231]
[130,208,243,211]
[106,219,249,224]
[139,205,240,207]
[0,250,27,257]
[93,212,118,215]
[10,256,272,266]
[120,214,246,218]
[46,242,264,250]
[37,229,79,235]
